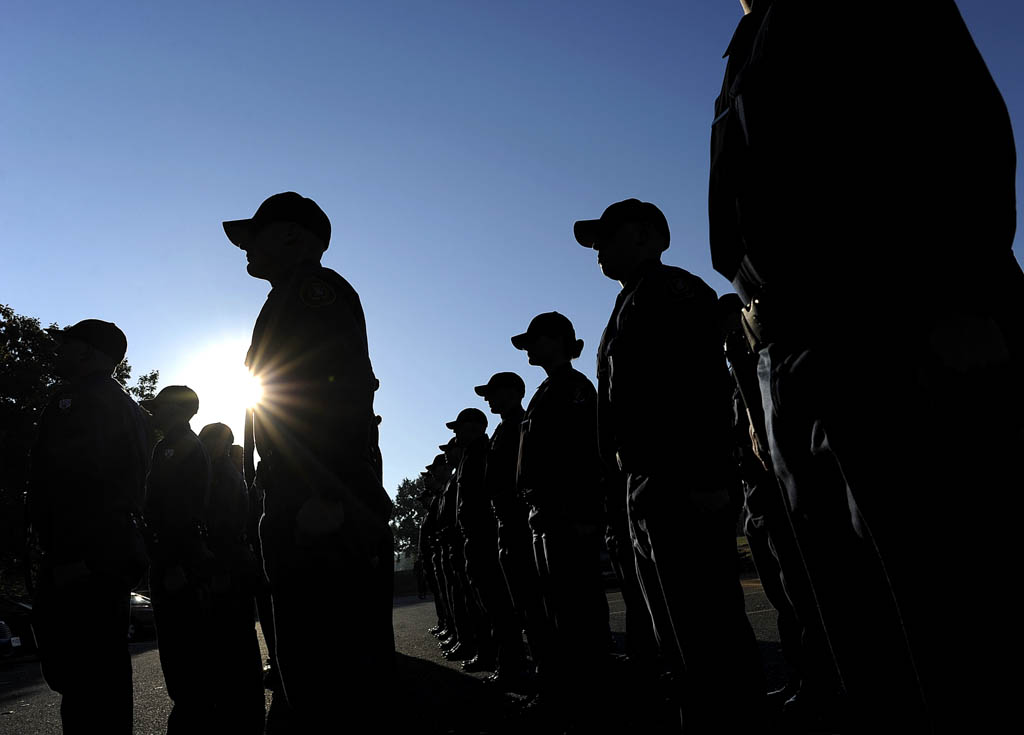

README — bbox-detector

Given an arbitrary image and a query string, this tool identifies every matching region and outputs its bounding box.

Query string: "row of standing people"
[28,324,265,734]
[415,214,768,732]
[28,190,396,735]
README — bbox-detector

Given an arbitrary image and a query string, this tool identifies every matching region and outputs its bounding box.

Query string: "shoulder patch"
[300,277,337,308]
[164,448,175,459]
[669,277,695,299]
[572,386,589,405]
[58,398,72,411]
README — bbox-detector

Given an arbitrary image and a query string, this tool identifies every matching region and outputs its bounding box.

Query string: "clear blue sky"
[3,1,1022,497]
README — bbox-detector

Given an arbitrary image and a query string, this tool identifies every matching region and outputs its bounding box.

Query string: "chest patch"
[300,278,337,308]
[58,398,72,411]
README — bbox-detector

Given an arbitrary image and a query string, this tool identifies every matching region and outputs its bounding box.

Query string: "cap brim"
[445,420,458,430]
[223,219,254,248]
[510,333,533,350]
[473,384,490,397]
[139,398,158,412]
[574,219,601,248]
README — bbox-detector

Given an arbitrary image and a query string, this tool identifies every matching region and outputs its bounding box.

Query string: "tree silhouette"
[389,476,428,562]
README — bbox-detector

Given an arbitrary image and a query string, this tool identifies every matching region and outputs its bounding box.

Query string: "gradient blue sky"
[3,1,1022,497]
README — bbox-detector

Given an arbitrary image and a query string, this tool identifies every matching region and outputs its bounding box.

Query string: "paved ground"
[0,579,785,734]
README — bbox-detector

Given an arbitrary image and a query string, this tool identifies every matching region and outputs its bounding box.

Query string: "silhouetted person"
[28,319,149,734]
[223,192,394,732]
[512,312,611,729]
[710,2,1024,730]
[436,439,475,660]
[575,199,764,732]
[476,371,550,687]
[418,459,448,628]
[198,423,266,733]
[141,385,215,733]
[448,407,526,678]
[424,454,455,639]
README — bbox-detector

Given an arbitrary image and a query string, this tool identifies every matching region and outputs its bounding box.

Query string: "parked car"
[0,596,37,658]
[128,591,155,642]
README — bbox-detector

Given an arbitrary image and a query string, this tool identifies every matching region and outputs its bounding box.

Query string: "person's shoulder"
[563,368,597,403]
[640,264,716,306]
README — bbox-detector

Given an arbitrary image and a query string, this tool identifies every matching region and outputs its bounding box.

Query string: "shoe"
[483,670,531,692]
[461,654,496,673]
[767,682,799,711]
[428,625,442,635]
[439,635,459,651]
[443,643,477,661]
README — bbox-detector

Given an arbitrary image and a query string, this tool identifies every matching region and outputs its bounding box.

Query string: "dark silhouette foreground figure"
[576,200,765,731]
[28,319,149,735]
[711,1,1024,730]
[141,385,216,733]
[223,192,395,732]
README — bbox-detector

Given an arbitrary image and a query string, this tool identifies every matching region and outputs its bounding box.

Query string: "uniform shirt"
[517,365,603,525]
[144,424,211,570]
[708,0,1016,314]
[246,261,391,523]
[596,261,733,479]
[205,453,250,569]
[486,408,527,523]
[454,434,494,539]
[435,468,459,536]
[28,372,149,571]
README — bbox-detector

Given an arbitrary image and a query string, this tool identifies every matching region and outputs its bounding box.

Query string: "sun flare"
[180,337,263,443]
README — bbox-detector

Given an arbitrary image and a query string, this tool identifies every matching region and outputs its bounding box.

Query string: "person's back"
[709,0,1018,323]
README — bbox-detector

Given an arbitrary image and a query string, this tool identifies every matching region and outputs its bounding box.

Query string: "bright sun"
[181,337,263,441]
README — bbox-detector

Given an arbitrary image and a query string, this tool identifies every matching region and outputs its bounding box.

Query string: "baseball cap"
[223,192,332,250]
[445,407,488,430]
[47,319,127,365]
[511,312,576,350]
[474,372,526,398]
[425,453,448,471]
[438,439,459,452]
[140,385,200,418]
[574,199,670,250]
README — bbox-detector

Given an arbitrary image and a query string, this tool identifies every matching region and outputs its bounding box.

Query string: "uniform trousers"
[744,481,838,702]
[626,476,765,733]
[260,504,395,733]
[496,514,552,672]
[440,531,475,648]
[464,528,524,670]
[208,579,266,733]
[430,540,453,631]
[759,289,1023,733]
[530,514,610,711]
[33,574,133,735]
[151,571,218,734]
